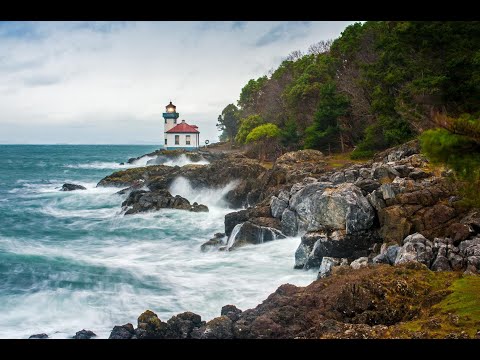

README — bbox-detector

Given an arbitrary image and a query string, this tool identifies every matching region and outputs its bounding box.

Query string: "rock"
[137,310,168,338]
[367,190,386,211]
[355,179,381,193]
[378,206,412,244]
[270,196,288,219]
[461,211,480,233]
[73,329,96,339]
[109,323,135,339]
[221,305,243,322]
[299,230,380,270]
[290,183,375,234]
[317,257,341,279]
[226,221,285,250]
[29,333,48,339]
[200,234,225,252]
[373,166,399,181]
[276,149,324,163]
[344,170,359,183]
[331,172,346,184]
[295,241,311,269]
[379,183,397,201]
[281,208,298,237]
[225,209,248,236]
[166,312,203,339]
[60,183,86,191]
[447,223,471,244]
[200,316,234,339]
[122,189,208,214]
[394,233,434,267]
[431,255,451,271]
[350,257,369,270]
[409,170,431,180]
[393,165,411,177]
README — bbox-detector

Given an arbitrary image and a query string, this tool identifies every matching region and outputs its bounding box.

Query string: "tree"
[217,104,239,143]
[280,118,301,150]
[420,113,480,207]
[245,123,281,161]
[304,82,349,153]
[235,114,265,144]
[238,76,268,114]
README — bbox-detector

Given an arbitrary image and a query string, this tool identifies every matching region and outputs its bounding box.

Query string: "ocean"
[0,145,316,339]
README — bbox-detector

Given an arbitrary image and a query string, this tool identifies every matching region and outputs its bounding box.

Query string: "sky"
[0,21,356,145]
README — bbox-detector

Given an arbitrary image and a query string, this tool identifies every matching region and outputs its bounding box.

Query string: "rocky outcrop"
[72,329,96,339]
[29,333,49,339]
[98,153,267,208]
[127,148,211,165]
[61,183,86,191]
[121,189,208,215]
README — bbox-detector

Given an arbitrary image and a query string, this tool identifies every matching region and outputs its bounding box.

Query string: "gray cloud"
[255,21,311,47]
[23,75,61,87]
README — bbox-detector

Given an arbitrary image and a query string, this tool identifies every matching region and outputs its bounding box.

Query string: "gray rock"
[290,183,375,234]
[448,253,465,271]
[200,316,234,339]
[166,312,203,339]
[317,257,341,279]
[344,170,359,183]
[61,183,86,191]
[294,241,311,269]
[431,255,452,271]
[270,196,288,219]
[350,257,369,270]
[281,208,298,237]
[373,166,400,181]
[330,172,346,184]
[466,256,480,273]
[109,323,135,339]
[394,233,434,267]
[278,190,290,203]
[359,168,372,179]
[367,190,386,211]
[393,165,411,178]
[73,329,96,339]
[380,183,397,201]
[200,234,225,252]
[29,333,49,339]
[354,179,381,193]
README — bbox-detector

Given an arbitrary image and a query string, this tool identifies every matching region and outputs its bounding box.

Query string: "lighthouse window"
[186,135,191,145]
[165,138,167,145]
[175,135,179,145]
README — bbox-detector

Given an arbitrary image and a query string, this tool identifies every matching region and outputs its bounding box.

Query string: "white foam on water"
[0,177,316,339]
[162,154,210,167]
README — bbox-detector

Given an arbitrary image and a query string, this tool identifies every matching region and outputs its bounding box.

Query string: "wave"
[161,154,210,167]
[64,161,132,170]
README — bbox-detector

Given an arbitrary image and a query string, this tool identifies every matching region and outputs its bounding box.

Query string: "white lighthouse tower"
[162,101,200,150]
[163,101,179,147]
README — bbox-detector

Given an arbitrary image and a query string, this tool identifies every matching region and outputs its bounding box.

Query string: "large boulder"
[165,312,203,339]
[289,183,375,234]
[109,323,135,339]
[317,257,341,279]
[72,329,96,339]
[136,310,169,339]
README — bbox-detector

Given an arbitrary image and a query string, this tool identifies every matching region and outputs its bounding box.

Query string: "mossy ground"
[325,151,367,170]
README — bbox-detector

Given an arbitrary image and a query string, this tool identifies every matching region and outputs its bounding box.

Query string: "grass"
[395,274,480,338]
[324,151,367,171]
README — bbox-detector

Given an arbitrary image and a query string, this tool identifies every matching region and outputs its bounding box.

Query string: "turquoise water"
[0,145,315,339]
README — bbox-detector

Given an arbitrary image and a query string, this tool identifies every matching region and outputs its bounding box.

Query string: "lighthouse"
[163,101,200,150]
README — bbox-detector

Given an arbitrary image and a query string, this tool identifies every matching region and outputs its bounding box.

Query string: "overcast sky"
[0,21,356,144]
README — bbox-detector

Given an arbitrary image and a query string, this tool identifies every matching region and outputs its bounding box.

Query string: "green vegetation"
[217,21,480,162]
[245,123,281,144]
[420,113,480,207]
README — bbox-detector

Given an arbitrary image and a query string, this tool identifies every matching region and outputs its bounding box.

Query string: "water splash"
[226,223,243,250]
[168,176,238,209]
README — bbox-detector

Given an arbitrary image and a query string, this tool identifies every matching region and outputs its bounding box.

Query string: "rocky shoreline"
[48,144,479,339]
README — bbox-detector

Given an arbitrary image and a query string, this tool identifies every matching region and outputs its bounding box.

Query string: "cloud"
[254,21,311,47]
[0,21,355,144]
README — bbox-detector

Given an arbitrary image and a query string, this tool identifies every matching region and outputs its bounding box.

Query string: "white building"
[163,101,200,150]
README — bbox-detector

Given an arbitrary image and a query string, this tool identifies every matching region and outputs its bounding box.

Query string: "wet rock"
[281,208,298,237]
[394,233,434,267]
[200,233,225,252]
[109,323,135,339]
[227,221,285,250]
[350,257,368,270]
[136,310,168,338]
[29,333,48,339]
[221,305,243,322]
[225,209,248,236]
[61,183,86,191]
[317,257,341,279]
[122,189,208,214]
[73,329,96,339]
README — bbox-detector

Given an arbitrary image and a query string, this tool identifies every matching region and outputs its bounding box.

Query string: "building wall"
[165,132,199,150]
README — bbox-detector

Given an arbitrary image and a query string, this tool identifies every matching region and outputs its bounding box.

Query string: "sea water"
[0,145,316,339]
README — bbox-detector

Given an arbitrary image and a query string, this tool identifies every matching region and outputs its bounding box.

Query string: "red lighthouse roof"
[166,120,200,133]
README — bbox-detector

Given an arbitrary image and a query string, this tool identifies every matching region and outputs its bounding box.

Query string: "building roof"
[166,101,176,108]
[166,121,200,133]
